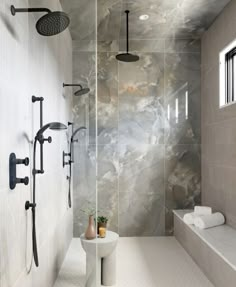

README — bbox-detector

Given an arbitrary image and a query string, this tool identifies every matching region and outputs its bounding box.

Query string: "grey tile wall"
[201,0,236,230]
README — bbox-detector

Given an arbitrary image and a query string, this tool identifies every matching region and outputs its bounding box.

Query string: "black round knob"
[24,157,29,166]
[22,177,29,185]
[25,201,30,210]
[46,136,52,143]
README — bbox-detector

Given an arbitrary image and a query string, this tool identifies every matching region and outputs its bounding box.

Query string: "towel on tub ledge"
[194,212,225,229]
[183,213,198,225]
[183,206,212,225]
[194,206,212,215]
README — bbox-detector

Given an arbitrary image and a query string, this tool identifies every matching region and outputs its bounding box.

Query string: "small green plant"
[97,216,108,223]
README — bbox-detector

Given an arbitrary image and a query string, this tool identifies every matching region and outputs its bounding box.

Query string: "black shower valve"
[9,153,30,190]
[63,151,71,168]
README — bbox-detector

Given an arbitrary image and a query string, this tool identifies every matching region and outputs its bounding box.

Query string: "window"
[220,39,236,107]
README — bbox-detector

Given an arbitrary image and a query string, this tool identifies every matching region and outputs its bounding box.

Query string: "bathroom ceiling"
[60,0,231,41]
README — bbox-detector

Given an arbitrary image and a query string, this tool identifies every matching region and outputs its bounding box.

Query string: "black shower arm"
[125,10,129,53]
[63,84,83,89]
[11,6,51,16]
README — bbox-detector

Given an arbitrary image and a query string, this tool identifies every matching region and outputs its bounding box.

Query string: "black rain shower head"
[36,122,67,139]
[116,10,139,62]
[116,53,139,62]
[63,83,90,96]
[11,5,70,36]
[74,87,90,96]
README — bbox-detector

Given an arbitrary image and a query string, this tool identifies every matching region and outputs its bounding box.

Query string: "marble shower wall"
[73,39,201,236]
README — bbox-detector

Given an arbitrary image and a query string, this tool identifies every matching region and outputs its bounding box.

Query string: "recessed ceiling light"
[139,14,149,21]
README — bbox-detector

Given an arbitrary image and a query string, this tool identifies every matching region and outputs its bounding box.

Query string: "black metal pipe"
[32,96,45,173]
[125,10,129,53]
[40,101,43,128]
[63,83,82,89]
[25,139,39,267]
[11,6,51,16]
[32,139,39,266]
[39,100,44,172]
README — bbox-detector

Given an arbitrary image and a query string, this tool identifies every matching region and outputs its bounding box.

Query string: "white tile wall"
[0,1,73,286]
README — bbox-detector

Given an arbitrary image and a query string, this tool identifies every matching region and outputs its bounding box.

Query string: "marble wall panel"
[118,53,165,145]
[119,144,165,236]
[165,144,201,235]
[164,52,201,145]
[97,144,119,232]
[73,51,96,144]
[73,144,96,237]
[97,52,118,144]
[73,41,201,237]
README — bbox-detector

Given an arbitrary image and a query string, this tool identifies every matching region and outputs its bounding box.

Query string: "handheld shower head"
[63,83,90,96]
[36,122,67,139]
[71,127,86,141]
[11,5,70,36]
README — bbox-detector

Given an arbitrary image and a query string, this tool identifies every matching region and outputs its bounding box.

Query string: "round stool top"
[80,231,119,245]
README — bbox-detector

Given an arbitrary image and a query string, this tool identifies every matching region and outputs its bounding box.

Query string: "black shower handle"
[16,177,29,185]
[16,157,29,166]
[44,136,52,143]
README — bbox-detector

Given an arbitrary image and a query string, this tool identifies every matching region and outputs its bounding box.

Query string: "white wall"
[0,0,73,286]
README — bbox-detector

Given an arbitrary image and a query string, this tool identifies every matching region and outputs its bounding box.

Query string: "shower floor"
[53,237,214,287]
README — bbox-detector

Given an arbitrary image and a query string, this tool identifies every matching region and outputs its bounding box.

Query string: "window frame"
[219,39,236,108]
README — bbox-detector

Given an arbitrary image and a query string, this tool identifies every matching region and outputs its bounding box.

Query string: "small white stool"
[80,231,119,287]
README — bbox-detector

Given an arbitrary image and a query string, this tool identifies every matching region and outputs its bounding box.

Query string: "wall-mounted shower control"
[9,153,29,190]
[63,151,71,168]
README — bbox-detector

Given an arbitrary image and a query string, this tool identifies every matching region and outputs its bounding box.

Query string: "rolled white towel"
[183,212,198,225]
[194,206,212,215]
[194,212,225,229]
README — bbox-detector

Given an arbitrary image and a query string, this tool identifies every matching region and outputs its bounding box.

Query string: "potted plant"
[80,201,96,240]
[97,216,108,235]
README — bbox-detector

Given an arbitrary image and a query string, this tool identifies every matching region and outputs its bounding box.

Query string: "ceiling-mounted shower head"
[11,5,70,36]
[116,53,139,62]
[63,83,90,96]
[36,122,67,139]
[116,10,139,62]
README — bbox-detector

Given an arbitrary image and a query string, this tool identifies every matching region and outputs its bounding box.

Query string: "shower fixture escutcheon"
[10,5,70,36]
[9,153,29,190]
[63,151,71,168]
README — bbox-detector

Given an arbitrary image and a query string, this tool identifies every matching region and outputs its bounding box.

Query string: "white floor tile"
[53,237,214,287]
